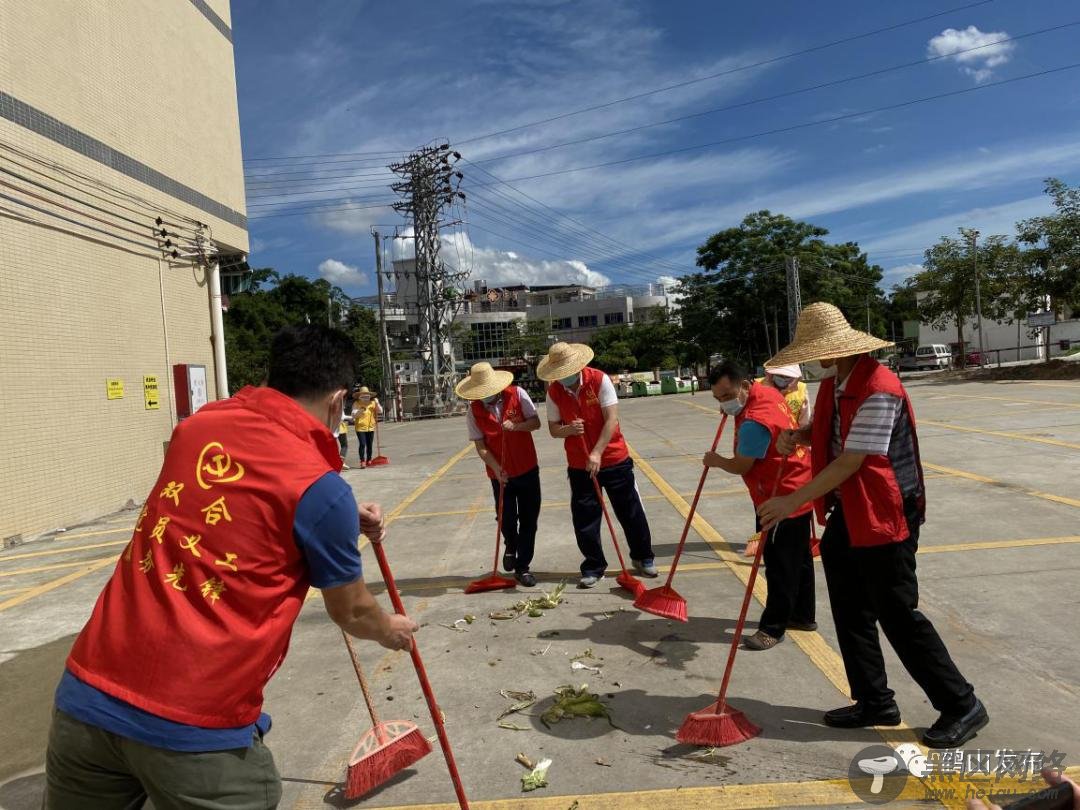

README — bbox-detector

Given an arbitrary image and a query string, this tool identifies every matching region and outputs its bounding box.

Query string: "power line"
[492,61,1080,183]
[247,200,395,220]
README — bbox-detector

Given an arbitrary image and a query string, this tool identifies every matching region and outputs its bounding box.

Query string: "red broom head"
[676,701,761,747]
[464,574,517,594]
[367,455,390,467]
[345,720,432,799]
[634,585,688,622]
[616,571,646,599]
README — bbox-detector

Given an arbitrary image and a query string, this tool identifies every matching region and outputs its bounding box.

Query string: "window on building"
[578,315,598,328]
[604,312,625,325]
[628,311,634,323]
[463,321,512,361]
[551,317,572,330]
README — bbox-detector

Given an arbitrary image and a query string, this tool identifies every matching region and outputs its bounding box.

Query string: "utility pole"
[390,144,467,414]
[372,229,396,421]
[971,229,986,366]
[785,255,802,342]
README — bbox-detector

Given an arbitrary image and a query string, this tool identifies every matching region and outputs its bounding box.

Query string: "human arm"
[322,579,417,650]
[473,439,508,483]
[587,404,619,475]
[504,416,541,432]
[703,452,755,475]
[545,393,584,439]
[374,399,383,417]
[506,388,541,433]
[704,419,768,476]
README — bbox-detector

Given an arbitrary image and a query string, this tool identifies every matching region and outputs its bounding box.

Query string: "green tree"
[504,319,554,369]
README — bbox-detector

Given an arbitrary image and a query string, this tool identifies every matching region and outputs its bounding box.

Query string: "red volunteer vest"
[735,382,813,515]
[470,386,539,480]
[810,356,926,547]
[67,386,343,728]
[547,367,628,470]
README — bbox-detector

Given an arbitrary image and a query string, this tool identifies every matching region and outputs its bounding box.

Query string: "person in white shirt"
[456,363,542,587]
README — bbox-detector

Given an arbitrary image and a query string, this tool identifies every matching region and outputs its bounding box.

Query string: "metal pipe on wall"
[207,259,229,398]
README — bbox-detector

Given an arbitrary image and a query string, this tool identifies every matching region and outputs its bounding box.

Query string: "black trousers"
[490,466,541,573]
[567,459,654,577]
[356,431,374,462]
[758,511,816,638]
[821,503,975,714]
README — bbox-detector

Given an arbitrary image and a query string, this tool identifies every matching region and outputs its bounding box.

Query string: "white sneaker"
[578,574,604,589]
[340,462,351,471]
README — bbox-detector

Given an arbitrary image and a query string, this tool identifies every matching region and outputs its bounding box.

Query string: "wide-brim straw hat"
[763,363,803,378]
[767,302,893,367]
[536,342,594,382]
[352,386,372,400]
[455,362,514,400]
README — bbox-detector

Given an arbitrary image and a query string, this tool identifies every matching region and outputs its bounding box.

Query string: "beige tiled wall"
[0,0,247,541]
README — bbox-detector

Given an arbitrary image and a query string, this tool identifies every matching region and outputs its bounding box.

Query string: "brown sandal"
[743,630,782,651]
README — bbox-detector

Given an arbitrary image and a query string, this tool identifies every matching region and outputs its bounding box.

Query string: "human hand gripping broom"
[370,533,471,809]
[634,414,728,621]
[577,434,645,599]
[675,459,786,747]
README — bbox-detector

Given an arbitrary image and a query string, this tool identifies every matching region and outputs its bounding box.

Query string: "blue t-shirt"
[736,419,771,460]
[56,472,362,751]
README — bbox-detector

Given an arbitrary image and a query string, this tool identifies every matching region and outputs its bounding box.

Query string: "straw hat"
[536,342,594,382]
[353,386,372,400]
[763,363,803,378]
[454,362,513,401]
[766,302,893,367]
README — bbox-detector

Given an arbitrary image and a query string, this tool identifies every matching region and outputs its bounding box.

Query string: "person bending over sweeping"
[456,362,543,587]
[352,386,383,468]
[757,302,987,749]
[44,325,418,810]
[538,341,657,589]
[703,360,817,651]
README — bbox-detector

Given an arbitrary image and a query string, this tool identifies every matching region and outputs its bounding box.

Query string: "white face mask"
[718,396,745,416]
[559,373,580,388]
[771,375,796,391]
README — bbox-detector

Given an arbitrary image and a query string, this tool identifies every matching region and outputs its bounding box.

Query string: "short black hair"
[708,360,749,387]
[267,325,358,399]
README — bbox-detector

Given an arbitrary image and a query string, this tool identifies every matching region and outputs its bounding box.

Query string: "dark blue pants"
[356,431,374,462]
[568,458,653,577]
[756,511,816,638]
[489,466,541,573]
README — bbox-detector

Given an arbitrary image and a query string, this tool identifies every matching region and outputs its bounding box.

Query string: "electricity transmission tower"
[390,144,467,414]
[785,255,803,342]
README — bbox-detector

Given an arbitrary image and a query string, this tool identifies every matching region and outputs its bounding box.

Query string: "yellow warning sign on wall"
[144,375,160,410]
[106,378,124,400]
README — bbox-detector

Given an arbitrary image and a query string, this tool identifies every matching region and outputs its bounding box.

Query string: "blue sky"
[233,0,1080,295]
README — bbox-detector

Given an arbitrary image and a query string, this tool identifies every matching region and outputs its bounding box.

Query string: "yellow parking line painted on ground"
[11,526,132,546]
[931,392,1080,410]
[923,535,1080,554]
[0,558,114,613]
[0,586,31,598]
[357,767,1080,810]
[0,555,119,579]
[924,462,1080,509]
[921,418,1080,451]
[0,539,128,564]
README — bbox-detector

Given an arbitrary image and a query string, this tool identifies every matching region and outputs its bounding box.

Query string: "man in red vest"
[703,360,816,651]
[456,362,542,587]
[758,303,986,749]
[538,342,656,588]
[44,325,418,808]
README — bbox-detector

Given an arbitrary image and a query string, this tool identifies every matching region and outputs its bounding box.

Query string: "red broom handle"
[662,414,728,587]
[578,435,632,573]
[714,458,786,715]
[490,424,508,574]
[371,541,470,809]
[341,631,385,743]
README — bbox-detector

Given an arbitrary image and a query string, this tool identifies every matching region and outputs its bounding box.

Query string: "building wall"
[918,314,1080,362]
[0,0,247,542]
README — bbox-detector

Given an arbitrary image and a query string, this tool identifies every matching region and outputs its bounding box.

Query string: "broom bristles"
[345,722,432,799]
[464,574,517,594]
[676,702,761,747]
[367,455,390,466]
[616,571,646,598]
[634,585,688,621]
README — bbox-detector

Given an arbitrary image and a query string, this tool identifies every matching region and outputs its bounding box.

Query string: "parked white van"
[914,344,951,370]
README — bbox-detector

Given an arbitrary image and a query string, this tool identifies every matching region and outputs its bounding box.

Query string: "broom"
[371,539,471,809]
[676,462,786,747]
[578,436,644,598]
[635,414,728,621]
[342,630,431,799]
[465,427,516,593]
[368,410,390,466]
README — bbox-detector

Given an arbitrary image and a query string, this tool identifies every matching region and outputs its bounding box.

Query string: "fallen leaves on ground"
[521,757,552,792]
[540,683,614,728]
[489,582,566,621]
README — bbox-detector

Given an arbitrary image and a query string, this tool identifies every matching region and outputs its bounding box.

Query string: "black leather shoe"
[824,702,902,728]
[502,551,516,573]
[922,698,988,749]
[516,571,537,588]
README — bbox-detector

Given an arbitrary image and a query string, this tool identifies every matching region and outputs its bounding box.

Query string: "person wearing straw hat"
[352,386,383,469]
[538,342,656,589]
[703,360,816,651]
[757,302,986,748]
[456,362,542,587]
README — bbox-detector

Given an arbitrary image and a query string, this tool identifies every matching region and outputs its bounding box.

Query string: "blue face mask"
[482,393,500,405]
[559,373,580,388]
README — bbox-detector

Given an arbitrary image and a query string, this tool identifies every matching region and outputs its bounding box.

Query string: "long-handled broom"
[676,462,786,747]
[578,436,644,598]
[371,539,471,809]
[635,414,728,621]
[342,630,431,799]
[464,475,517,594]
[368,413,390,466]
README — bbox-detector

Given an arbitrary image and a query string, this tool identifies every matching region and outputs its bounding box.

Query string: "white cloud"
[440,231,611,288]
[318,258,368,289]
[882,263,925,283]
[927,26,1015,83]
[313,204,395,235]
